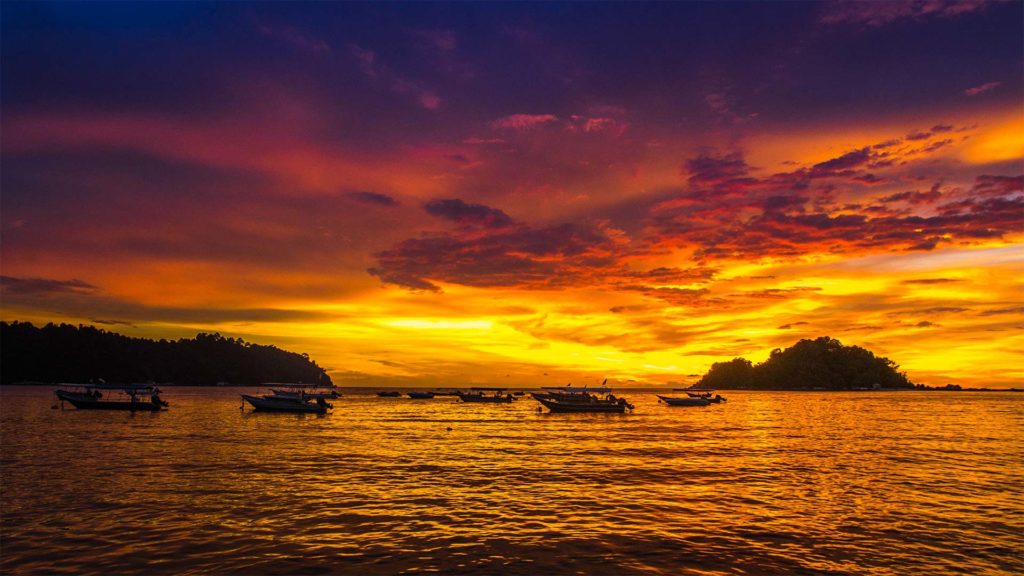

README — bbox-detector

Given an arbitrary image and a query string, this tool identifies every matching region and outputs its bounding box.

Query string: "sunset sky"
[2,2,1022,387]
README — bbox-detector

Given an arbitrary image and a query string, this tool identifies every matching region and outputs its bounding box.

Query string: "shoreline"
[3,382,1021,392]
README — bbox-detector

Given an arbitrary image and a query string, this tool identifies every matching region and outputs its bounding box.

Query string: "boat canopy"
[674,388,715,392]
[57,383,157,391]
[261,382,335,389]
[543,386,613,393]
[469,387,508,391]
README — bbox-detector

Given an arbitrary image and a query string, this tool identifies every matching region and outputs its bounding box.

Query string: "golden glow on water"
[2,387,1022,575]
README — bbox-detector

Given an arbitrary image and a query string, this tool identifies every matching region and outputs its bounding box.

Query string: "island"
[0,321,330,386]
[694,336,916,390]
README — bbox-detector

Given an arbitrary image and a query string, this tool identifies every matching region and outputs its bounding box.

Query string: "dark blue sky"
[4,2,1021,128]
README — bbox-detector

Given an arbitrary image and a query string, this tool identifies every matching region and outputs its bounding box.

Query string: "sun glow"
[2,3,1021,389]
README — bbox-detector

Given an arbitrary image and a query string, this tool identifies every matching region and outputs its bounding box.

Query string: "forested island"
[0,321,331,386]
[695,337,917,390]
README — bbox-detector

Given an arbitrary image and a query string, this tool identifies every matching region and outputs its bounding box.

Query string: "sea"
[1,387,1021,575]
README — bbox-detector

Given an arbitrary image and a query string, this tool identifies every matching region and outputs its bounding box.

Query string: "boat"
[242,382,334,413]
[241,393,330,413]
[674,388,727,403]
[268,383,340,400]
[407,391,435,399]
[532,382,633,413]
[657,395,710,407]
[376,391,401,397]
[532,382,612,401]
[55,383,169,411]
[456,387,514,403]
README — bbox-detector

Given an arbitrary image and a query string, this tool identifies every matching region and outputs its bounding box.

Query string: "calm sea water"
[1,387,1021,575]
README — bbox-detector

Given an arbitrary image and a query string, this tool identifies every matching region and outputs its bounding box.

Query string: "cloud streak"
[820,0,991,27]
[489,114,560,131]
[350,44,441,110]
[0,276,98,296]
[965,81,1002,96]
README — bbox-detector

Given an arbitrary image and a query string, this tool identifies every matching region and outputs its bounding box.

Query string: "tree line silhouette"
[696,336,916,390]
[1,321,331,386]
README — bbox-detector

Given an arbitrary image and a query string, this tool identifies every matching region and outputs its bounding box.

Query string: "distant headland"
[1,323,1006,391]
[0,321,330,386]
[693,336,966,391]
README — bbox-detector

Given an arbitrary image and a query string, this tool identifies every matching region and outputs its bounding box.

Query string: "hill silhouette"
[696,337,915,390]
[0,321,331,386]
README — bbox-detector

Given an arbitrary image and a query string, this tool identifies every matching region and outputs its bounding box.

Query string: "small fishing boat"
[408,391,436,399]
[532,381,633,413]
[456,387,514,403]
[242,382,334,413]
[268,383,340,400]
[241,393,330,413]
[376,391,401,397]
[658,395,710,407]
[674,388,727,403]
[55,383,169,411]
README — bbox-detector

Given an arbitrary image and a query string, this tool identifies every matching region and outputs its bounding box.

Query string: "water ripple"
[2,387,1022,575]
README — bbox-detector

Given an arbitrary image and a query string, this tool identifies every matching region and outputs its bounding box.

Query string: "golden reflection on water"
[1,387,1022,575]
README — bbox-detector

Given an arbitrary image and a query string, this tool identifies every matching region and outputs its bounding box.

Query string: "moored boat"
[268,383,340,400]
[532,381,633,413]
[241,394,330,414]
[408,391,436,399]
[456,387,514,403]
[674,388,727,403]
[55,383,168,411]
[376,391,401,397]
[658,395,710,407]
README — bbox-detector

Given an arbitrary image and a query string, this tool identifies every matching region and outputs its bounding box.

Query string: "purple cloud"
[684,152,751,185]
[821,0,990,27]
[424,199,515,228]
[489,114,559,131]
[965,81,1002,96]
[0,276,98,296]
[347,191,398,207]
[349,44,441,110]
[811,147,873,174]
